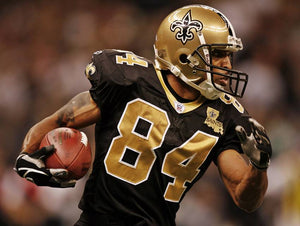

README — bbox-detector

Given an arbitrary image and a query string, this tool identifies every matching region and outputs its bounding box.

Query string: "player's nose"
[221,56,232,69]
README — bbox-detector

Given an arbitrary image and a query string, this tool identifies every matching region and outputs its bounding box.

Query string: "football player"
[15,5,272,226]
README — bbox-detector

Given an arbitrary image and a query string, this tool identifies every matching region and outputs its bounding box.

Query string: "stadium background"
[0,0,299,225]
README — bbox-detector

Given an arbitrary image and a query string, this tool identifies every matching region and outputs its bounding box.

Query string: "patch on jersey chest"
[174,101,185,113]
[204,107,223,135]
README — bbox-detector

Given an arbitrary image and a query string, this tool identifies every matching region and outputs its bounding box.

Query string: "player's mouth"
[215,77,228,87]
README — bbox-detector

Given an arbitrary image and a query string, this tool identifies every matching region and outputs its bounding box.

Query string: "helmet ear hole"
[179,54,188,64]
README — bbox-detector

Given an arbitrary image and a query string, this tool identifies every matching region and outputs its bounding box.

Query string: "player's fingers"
[30,145,55,159]
[235,125,247,142]
[49,170,76,188]
[49,177,76,188]
[248,118,256,132]
[49,168,69,178]
[248,119,270,146]
[60,180,76,188]
[249,118,265,132]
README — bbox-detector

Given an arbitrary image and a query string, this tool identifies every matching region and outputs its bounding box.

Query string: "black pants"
[74,212,149,226]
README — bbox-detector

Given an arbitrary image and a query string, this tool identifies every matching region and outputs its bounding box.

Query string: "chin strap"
[154,46,222,100]
[177,71,222,100]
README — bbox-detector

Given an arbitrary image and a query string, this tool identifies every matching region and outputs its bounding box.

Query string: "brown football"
[40,127,92,180]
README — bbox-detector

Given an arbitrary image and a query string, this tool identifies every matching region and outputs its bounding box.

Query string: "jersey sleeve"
[84,50,135,117]
[212,104,251,164]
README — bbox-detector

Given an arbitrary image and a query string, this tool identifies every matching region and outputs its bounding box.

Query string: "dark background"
[0,0,299,225]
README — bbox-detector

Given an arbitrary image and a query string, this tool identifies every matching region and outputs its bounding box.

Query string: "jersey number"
[104,99,218,202]
[220,93,244,113]
[116,53,148,67]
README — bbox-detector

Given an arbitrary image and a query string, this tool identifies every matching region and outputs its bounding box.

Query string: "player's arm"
[22,91,100,154]
[217,117,272,212]
[15,91,101,187]
[217,149,268,212]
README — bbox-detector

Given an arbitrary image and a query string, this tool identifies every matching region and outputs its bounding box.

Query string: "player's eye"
[211,50,232,58]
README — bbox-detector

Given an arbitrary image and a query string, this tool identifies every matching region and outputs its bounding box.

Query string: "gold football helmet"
[154,5,248,99]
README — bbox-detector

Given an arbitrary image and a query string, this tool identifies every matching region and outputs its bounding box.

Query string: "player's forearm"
[234,165,268,212]
[21,116,60,154]
[21,92,100,154]
[55,91,101,129]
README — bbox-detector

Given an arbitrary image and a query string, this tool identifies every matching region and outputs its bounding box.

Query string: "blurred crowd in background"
[0,0,299,225]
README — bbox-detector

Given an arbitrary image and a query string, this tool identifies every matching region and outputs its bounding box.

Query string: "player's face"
[211,50,232,87]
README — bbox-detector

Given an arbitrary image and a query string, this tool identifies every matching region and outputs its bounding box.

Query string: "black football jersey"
[79,49,250,225]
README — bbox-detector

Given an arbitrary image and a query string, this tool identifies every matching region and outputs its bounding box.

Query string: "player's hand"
[14,145,76,188]
[235,118,272,170]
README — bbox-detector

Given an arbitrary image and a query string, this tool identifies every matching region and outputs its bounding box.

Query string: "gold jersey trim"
[156,69,205,114]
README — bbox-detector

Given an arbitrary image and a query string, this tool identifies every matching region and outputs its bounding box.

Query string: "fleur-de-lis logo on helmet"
[170,10,203,44]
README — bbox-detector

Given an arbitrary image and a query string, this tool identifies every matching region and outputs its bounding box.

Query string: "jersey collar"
[156,69,206,114]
